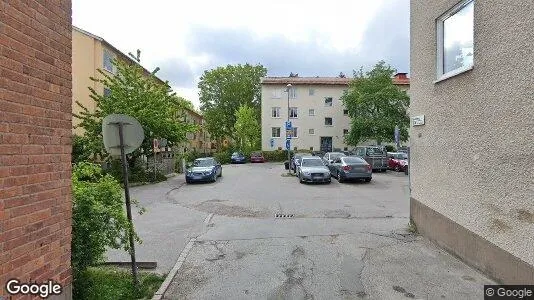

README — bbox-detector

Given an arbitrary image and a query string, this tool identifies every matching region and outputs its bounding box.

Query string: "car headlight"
[303,171,311,176]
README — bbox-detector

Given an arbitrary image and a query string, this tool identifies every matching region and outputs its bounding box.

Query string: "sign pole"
[117,122,139,289]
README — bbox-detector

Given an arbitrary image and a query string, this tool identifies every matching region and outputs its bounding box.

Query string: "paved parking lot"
[108,162,493,299]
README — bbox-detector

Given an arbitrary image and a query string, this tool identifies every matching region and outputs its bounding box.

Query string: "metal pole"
[118,122,139,288]
[287,88,291,174]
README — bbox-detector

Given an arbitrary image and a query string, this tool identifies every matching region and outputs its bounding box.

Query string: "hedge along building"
[410,0,534,283]
[1,1,73,299]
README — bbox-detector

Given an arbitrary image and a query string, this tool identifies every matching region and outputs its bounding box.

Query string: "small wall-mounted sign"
[412,115,425,126]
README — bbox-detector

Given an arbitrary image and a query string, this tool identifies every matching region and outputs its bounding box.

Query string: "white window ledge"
[434,64,473,83]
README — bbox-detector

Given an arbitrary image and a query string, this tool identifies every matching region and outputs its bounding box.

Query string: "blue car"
[230,152,246,164]
[185,157,222,183]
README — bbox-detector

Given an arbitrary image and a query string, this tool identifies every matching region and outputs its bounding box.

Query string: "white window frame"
[103,49,116,73]
[271,89,282,99]
[289,87,297,99]
[324,97,333,107]
[325,117,333,126]
[308,109,315,116]
[435,0,474,82]
[271,107,281,118]
[309,129,315,135]
[271,127,281,138]
[289,107,298,119]
[292,127,298,138]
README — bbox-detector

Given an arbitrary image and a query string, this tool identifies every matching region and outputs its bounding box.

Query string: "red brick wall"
[0,0,72,298]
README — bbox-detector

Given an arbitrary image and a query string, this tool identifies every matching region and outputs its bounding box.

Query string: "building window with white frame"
[289,107,298,118]
[289,87,297,99]
[271,89,282,98]
[437,0,474,80]
[308,109,315,116]
[271,127,281,138]
[325,117,333,126]
[309,128,315,135]
[271,107,280,118]
[324,97,333,106]
[309,88,315,96]
[343,109,349,116]
[103,49,115,73]
[291,127,298,138]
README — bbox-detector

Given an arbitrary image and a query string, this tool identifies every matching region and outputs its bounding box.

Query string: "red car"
[387,152,408,172]
[250,152,265,163]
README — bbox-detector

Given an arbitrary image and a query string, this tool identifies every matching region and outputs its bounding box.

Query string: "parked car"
[329,156,372,183]
[297,156,331,184]
[291,153,312,172]
[322,152,346,164]
[185,157,222,183]
[250,151,265,163]
[351,146,388,172]
[311,151,325,157]
[230,152,246,164]
[387,152,408,172]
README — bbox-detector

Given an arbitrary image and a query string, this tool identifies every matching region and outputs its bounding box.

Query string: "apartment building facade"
[177,107,213,154]
[410,0,533,283]
[261,75,409,152]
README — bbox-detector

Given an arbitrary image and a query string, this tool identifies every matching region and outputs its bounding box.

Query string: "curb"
[151,237,197,300]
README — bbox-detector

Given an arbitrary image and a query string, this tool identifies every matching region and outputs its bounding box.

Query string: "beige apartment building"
[261,75,409,152]
[177,107,213,154]
[410,0,533,283]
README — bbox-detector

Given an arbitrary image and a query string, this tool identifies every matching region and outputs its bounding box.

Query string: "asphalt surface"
[106,162,494,299]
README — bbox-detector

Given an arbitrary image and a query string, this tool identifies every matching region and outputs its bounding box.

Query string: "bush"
[72,162,142,297]
[263,150,292,162]
[105,160,166,183]
[385,145,395,152]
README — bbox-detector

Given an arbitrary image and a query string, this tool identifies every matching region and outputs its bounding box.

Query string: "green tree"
[198,64,267,147]
[341,61,410,146]
[73,50,196,167]
[234,105,261,151]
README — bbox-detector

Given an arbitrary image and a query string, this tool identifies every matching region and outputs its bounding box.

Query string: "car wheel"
[337,171,344,183]
[212,174,217,182]
[186,179,191,184]
[394,165,400,172]
[299,174,304,184]
[365,178,371,183]
[219,170,222,177]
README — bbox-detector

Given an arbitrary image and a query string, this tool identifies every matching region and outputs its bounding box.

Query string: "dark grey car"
[329,156,372,183]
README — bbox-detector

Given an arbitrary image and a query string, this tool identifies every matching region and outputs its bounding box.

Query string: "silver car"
[329,156,372,183]
[297,157,331,184]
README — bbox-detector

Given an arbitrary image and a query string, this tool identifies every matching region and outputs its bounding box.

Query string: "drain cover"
[275,213,295,218]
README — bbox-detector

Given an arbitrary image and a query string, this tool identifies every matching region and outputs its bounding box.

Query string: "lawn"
[74,267,165,300]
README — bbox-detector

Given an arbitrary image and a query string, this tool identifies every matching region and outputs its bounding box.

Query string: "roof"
[183,107,203,119]
[261,76,410,86]
[73,26,166,85]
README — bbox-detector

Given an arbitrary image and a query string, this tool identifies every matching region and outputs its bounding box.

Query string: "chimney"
[394,72,408,80]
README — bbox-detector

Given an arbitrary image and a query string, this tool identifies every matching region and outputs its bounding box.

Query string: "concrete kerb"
[151,237,197,300]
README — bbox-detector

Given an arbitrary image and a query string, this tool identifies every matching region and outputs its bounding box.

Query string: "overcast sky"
[72,0,410,108]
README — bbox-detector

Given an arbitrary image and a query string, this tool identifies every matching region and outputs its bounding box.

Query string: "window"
[309,88,315,96]
[343,109,349,116]
[271,127,281,138]
[325,117,333,126]
[343,129,349,135]
[103,49,115,73]
[324,97,333,106]
[309,147,314,151]
[309,129,315,135]
[436,0,474,80]
[271,107,280,118]
[291,127,298,138]
[288,87,297,99]
[289,107,298,118]
[103,87,111,97]
[344,147,348,151]
[271,89,282,99]
[309,109,315,116]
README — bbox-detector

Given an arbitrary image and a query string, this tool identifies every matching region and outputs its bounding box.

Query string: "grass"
[74,266,165,300]
[407,218,419,234]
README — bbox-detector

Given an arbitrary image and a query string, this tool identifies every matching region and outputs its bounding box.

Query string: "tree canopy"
[341,61,410,146]
[198,63,267,144]
[73,50,196,165]
[234,105,261,151]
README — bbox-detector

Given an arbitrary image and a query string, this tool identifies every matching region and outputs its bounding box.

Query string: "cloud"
[183,0,409,77]
[154,58,195,88]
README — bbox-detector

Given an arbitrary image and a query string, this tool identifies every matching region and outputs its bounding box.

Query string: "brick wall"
[1,0,72,298]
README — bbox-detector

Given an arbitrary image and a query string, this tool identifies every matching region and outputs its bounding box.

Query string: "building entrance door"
[320,137,332,153]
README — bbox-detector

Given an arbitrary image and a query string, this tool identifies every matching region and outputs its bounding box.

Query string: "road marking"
[152,237,197,300]
[204,213,214,224]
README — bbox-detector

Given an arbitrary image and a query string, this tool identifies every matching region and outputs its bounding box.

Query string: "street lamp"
[285,83,292,173]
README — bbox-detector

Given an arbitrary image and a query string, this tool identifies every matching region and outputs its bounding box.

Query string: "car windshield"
[394,153,408,159]
[367,148,385,155]
[343,157,365,164]
[252,152,262,157]
[301,159,324,167]
[193,159,214,167]
[232,152,242,156]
